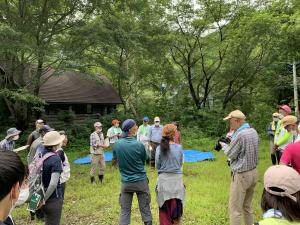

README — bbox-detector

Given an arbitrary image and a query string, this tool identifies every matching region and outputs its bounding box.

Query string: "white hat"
[154,117,160,122]
[94,122,102,127]
[43,131,65,147]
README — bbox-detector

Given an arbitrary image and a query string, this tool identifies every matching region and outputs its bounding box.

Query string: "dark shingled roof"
[39,70,122,104]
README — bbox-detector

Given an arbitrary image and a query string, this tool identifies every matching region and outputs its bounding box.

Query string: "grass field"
[13,137,272,225]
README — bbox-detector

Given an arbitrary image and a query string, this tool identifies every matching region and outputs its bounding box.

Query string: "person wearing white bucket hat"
[0,128,21,151]
[38,131,64,225]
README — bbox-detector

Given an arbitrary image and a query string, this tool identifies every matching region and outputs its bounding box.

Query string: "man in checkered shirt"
[220,110,259,225]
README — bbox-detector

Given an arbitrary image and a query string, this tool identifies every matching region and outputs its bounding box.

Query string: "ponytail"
[160,137,170,156]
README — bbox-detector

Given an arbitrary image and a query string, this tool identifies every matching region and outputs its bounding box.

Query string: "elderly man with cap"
[107,119,122,149]
[279,115,300,174]
[137,117,151,159]
[27,119,44,146]
[149,116,163,167]
[267,112,280,165]
[0,128,21,151]
[221,110,259,225]
[256,165,300,224]
[27,125,53,164]
[90,122,107,184]
[113,119,153,225]
[274,105,293,163]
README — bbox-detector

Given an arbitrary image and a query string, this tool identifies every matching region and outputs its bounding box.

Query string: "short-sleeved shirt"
[155,144,183,174]
[113,137,147,183]
[41,149,63,199]
[280,142,300,174]
[107,127,122,144]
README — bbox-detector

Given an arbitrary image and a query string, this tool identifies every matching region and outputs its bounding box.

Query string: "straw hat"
[43,131,65,147]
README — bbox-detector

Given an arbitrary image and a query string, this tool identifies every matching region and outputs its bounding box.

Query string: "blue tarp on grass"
[73,150,214,164]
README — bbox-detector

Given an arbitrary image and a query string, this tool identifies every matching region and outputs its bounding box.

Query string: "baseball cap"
[223,110,246,121]
[272,112,280,117]
[143,117,149,122]
[94,122,102,127]
[264,165,300,202]
[35,119,44,124]
[39,125,54,133]
[154,116,160,122]
[282,115,298,127]
[279,105,292,115]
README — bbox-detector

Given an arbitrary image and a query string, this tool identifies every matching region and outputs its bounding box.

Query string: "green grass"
[13,138,272,225]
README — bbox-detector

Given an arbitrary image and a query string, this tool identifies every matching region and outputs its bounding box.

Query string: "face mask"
[155,122,160,126]
[12,135,19,141]
[273,118,279,122]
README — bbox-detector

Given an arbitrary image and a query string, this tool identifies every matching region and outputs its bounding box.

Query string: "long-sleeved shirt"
[90,131,105,154]
[224,127,259,173]
[137,124,150,142]
[0,139,14,151]
[113,137,147,183]
[149,125,163,143]
[274,120,293,150]
[155,144,183,174]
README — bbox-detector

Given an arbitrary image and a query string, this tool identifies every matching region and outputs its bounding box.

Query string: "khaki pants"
[90,154,106,177]
[229,168,258,225]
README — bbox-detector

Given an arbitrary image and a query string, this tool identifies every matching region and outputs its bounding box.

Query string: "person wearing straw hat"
[113,119,153,225]
[155,124,185,225]
[90,122,106,184]
[221,110,259,225]
[267,112,280,165]
[0,128,21,151]
[255,165,300,225]
[279,115,300,175]
[39,131,64,225]
[274,105,293,163]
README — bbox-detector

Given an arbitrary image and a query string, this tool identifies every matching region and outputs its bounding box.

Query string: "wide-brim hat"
[43,131,65,147]
[6,128,21,139]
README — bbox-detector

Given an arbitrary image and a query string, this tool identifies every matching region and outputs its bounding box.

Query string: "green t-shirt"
[257,218,300,225]
[113,137,147,183]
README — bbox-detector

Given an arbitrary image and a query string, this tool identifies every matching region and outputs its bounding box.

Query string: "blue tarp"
[73,150,214,165]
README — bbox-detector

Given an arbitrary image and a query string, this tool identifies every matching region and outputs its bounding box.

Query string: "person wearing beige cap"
[149,116,163,167]
[39,131,65,225]
[267,112,280,165]
[222,110,259,225]
[274,105,293,164]
[255,165,300,224]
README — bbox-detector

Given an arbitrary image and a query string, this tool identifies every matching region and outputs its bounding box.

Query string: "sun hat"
[5,128,21,139]
[112,119,120,125]
[223,110,246,121]
[143,117,150,122]
[43,131,65,147]
[264,165,300,202]
[279,105,292,115]
[94,122,102,127]
[162,124,177,139]
[282,115,298,127]
[154,116,160,122]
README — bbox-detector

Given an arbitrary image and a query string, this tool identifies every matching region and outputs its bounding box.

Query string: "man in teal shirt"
[113,119,152,225]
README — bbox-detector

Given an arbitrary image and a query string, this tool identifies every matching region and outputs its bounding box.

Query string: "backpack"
[27,151,56,212]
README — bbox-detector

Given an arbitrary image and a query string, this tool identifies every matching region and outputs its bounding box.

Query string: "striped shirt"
[224,128,259,173]
[0,139,14,151]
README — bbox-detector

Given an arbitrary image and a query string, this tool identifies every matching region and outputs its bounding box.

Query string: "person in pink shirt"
[280,115,300,174]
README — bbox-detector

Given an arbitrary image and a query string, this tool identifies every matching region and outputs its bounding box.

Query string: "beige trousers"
[90,154,106,177]
[229,168,258,225]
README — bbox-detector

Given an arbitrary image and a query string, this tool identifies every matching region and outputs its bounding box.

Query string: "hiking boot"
[98,175,104,183]
[144,221,152,225]
[90,177,95,184]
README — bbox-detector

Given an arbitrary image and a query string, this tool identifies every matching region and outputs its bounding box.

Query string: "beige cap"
[94,122,102,127]
[154,116,160,122]
[272,112,280,117]
[282,115,298,127]
[264,165,300,202]
[43,131,65,147]
[223,110,246,121]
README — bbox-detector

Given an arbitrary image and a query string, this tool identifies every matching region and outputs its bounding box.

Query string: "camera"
[214,137,231,151]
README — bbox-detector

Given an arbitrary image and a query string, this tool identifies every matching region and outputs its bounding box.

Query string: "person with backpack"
[0,128,21,151]
[0,150,26,225]
[254,165,300,225]
[113,119,153,225]
[31,131,64,225]
[155,124,185,225]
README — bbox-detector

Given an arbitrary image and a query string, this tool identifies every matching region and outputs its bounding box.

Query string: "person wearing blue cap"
[137,117,151,159]
[0,128,21,151]
[113,119,153,225]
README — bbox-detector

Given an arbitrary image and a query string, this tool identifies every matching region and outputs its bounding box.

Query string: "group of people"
[220,108,300,225]
[0,119,70,225]
[1,108,300,225]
